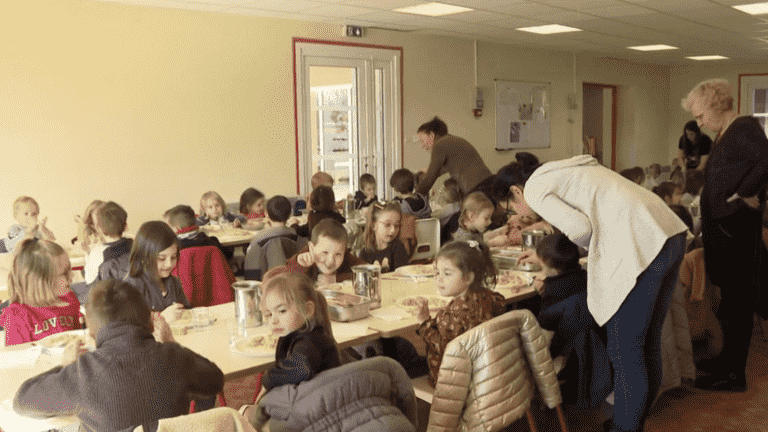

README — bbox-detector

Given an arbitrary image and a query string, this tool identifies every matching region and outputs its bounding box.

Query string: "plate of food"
[321,281,353,292]
[231,333,280,357]
[37,329,95,354]
[395,294,452,314]
[394,264,435,278]
[494,271,533,291]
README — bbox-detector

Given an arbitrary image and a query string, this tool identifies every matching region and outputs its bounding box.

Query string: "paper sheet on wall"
[495,81,551,150]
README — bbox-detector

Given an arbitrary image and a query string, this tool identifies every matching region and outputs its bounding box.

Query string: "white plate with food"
[37,329,94,354]
[395,294,452,314]
[321,281,353,292]
[231,333,280,357]
[494,271,533,291]
[394,264,435,278]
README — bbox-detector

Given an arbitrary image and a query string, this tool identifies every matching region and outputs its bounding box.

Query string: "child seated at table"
[165,204,231,260]
[249,196,296,245]
[85,201,133,286]
[240,187,266,221]
[0,196,55,254]
[0,239,82,345]
[535,233,610,409]
[256,273,341,397]
[416,240,506,386]
[123,221,191,322]
[268,219,365,287]
[432,177,463,228]
[644,163,662,190]
[354,173,378,210]
[71,199,104,253]
[291,185,346,238]
[390,168,431,219]
[358,201,408,273]
[452,192,494,243]
[13,279,224,432]
[653,181,684,205]
[196,191,246,227]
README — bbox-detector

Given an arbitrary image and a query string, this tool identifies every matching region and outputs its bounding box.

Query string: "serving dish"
[319,290,371,322]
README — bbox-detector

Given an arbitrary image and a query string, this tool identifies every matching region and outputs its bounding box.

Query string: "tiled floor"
[223,321,768,432]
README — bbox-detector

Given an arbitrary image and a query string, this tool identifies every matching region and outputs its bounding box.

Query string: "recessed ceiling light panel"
[733,2,768,15]
[686,55,730,60]
[516,24,583,35]
[394,2,473,17]
[627,44,679,51]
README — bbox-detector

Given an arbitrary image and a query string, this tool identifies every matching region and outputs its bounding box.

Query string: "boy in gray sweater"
[13,280,224,432]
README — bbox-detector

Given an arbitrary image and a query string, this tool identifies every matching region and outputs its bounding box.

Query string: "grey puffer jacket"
[256,356,418,432]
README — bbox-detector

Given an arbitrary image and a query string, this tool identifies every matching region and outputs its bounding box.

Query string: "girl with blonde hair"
[0,239,82,345]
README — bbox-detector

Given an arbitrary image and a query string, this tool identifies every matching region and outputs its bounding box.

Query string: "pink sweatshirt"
[0,291,82,346]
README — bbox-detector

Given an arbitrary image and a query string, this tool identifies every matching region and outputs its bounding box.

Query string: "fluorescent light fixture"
[627,44,678,51]
[516,24,582,34]
[733,2,768,15]
[394,2,473,16]
[686,55,729,60]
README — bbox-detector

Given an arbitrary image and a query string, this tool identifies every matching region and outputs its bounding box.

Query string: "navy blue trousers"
[605,233,686,432]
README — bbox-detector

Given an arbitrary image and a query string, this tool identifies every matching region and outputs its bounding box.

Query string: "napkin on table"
[0,346,43,368]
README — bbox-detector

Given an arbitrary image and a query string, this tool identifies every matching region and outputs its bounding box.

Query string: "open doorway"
[582,83,617,170]
[294,39,402,200]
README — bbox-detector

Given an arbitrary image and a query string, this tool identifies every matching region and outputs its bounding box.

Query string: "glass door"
[295,41,401,201]
[309,63,366,199]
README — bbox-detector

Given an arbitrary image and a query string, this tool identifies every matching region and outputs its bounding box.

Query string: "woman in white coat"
[493,155,688,432]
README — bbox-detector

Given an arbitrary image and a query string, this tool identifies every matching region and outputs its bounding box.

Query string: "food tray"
[492,254,517,270]
[320,290,371,322]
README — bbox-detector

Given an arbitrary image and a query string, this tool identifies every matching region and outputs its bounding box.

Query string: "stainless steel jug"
[352,264,381,309]
[521,229,547,251]
[233,281,262,330]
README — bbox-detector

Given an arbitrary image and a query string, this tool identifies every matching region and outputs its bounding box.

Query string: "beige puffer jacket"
[426,309,562,432]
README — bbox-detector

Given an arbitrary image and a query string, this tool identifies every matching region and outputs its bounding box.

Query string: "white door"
[295,42,401,201]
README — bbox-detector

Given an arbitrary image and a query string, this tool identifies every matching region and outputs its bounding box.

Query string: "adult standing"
[682,78,768,391]
[678,120,712,172]
[414,117,494,200]
[494,155,687,432]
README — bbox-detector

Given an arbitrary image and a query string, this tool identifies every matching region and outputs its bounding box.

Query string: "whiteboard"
[495,80,551,150]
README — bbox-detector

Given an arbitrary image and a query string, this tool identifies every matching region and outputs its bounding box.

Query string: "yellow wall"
[1,0,740,240]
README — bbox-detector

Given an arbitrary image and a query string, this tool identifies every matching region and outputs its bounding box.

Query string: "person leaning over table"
[499,154,688,432]
[681,78,768,392]
[414,117,495,202]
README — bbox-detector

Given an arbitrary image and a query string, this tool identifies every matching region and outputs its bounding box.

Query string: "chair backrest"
[172,246,235,307]
[257,356,418,432]
[244,234,307,281]
[411,218,440,262]
[427,309,562,432]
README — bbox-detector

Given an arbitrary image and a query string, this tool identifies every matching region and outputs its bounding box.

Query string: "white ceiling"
[89,0,768,65]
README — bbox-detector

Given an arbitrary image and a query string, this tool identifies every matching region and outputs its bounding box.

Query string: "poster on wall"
[495,80,551,150]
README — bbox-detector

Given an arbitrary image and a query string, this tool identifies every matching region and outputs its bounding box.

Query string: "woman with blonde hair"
[682,78,768,392]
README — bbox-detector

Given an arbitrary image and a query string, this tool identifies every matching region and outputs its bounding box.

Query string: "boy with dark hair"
[390,168,431,219]
[85,201,132,287]
[354,173,378,209]
[165,204,231,260]
[14,279,224,432]
[245,196,302,280]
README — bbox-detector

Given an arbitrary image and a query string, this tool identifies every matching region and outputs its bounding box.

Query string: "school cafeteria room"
[2,0,768,431]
